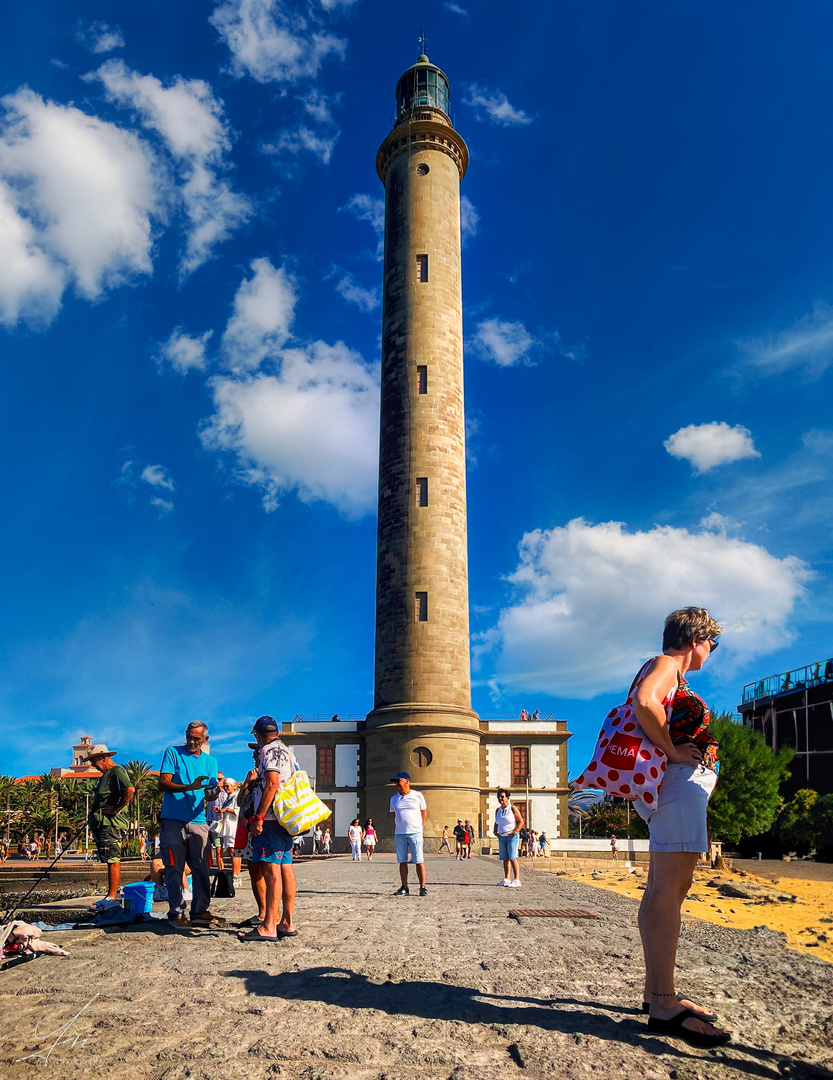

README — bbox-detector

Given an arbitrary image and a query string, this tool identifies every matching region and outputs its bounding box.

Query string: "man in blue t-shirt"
[158,721,220,928]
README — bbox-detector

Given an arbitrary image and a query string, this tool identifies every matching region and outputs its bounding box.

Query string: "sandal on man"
[641,993,718,1022]
[238,916,263,928]
[238,927,278,942]
[277,928,298,938]
[647,1008,731,1049]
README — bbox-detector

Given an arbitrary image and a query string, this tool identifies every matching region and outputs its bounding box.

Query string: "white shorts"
[634,763,717,853]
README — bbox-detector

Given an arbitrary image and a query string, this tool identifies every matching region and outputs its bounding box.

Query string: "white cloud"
[469,318,539,367]
[342,193,384,258]
[264,125,338,165]
[210,0,346,84]
[460,194,478,243]
[141,464,175,492]
[91,60,250,275]
[464,84,533,127]
[202,339,379,517]
[0,88,159,325]
[150,497,174,515]
[159,327,213,374]
[445,3,468,14]
[319,0,358,9]
[738,303,833,379]
[78,21,125,54]
[664,421,761,474]
[220,258,297,372]
[476,518,811,700]
[334,272,379,313]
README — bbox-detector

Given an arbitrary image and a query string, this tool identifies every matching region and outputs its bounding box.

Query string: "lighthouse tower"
[363,54,480,833]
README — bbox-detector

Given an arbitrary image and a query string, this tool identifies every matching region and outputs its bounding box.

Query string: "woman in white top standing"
[493,788,523,887]
[348,819,363,860]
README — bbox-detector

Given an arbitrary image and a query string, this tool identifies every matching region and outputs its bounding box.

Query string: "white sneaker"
[499,879,510,886]
[508,879,522,887]
[233,876,243,887]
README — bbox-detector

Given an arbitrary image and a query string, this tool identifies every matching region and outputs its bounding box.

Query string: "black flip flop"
[647,1008,731,1049]
[641,994,718,1022]
[238,927,278,942]
[238,916,263,928]
[277,929,298,938]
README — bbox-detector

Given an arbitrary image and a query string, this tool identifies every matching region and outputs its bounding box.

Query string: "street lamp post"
[85,793,90,859]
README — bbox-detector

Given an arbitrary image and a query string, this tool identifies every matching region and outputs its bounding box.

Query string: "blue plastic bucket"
[123,881,154,914]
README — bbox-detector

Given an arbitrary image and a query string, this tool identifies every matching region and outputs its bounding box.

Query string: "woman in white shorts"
[363,818,377,861]
[348,819,363,860]
[631,607,731,1050]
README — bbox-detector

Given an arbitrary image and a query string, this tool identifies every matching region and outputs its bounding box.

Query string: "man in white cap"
[85,745,135,910]
[389,772,427,897]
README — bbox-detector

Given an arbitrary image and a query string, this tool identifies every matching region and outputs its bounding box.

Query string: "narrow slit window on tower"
[416,477,428,506]
[415,591,428,622]
[416,254,428,282]
[417,365,427,394]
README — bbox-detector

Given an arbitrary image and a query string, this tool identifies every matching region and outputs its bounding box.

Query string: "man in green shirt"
[85,744,135,910]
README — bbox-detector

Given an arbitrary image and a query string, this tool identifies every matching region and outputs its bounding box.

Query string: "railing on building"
[741,658,833,704]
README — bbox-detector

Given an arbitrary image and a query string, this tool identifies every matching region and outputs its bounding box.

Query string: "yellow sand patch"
[532,863,833,964]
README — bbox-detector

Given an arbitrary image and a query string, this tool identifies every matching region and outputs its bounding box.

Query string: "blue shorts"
[249,821,293,864]
[498,833,519,861]
[394,833,424,864]
[634,763,717,853]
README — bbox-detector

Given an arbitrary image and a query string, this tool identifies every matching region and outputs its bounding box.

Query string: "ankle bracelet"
[651,991,677,997]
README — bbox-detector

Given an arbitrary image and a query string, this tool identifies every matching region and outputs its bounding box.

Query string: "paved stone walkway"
[1,853,830,1079]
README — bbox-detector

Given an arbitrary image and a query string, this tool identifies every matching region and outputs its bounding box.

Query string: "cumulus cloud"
[264,125,338,165]
[342,192,384,258]
[158,327,213,374]
[220,258,297,372]
[210,0,346,84]
[141,464,175,492]
[469,318,539,367]
[0,88,159,326]
[77,21,125,54]
[738,303,833,379]
[476,518,811,700]
[460,194,478,243]
[202,339,379,516]
[464,84,533,126]
[334,272,379,313]
[664,421,761,474]
[91,60,250,275]
[319,0,358,9]
[445,3,468,13]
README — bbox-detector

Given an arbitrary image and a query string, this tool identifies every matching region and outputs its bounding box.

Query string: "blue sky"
[2,1,831,783]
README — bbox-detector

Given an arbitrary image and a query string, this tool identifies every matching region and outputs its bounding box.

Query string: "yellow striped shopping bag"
[272,769,331,835]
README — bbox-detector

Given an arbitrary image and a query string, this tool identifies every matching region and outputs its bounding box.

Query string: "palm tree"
[15,778,42,814]
[567,774,604,838]
[0,775,16,843]
[125,760,153,833]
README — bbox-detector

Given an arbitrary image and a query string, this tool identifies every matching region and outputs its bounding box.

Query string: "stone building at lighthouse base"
[280,714,570,850]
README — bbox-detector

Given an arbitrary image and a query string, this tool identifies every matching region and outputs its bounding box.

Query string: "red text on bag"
[600,732,642,772]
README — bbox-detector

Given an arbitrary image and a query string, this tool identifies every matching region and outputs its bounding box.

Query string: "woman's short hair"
[496,787,510,800]
[662,607,722,651]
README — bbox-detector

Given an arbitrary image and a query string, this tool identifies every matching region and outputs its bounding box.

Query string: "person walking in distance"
[493,788,523,887]
[437,825,452,854]
[348,819,363,860]
[610,833,618,861]
[363,819,377,861]
[463,819,474,858]
[389,772,427,897]
[453,819,465,859]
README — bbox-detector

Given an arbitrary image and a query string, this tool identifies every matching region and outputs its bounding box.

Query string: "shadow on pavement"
[227,965,817,1077]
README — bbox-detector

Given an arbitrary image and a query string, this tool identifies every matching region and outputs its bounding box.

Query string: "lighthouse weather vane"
[418,30,426,56]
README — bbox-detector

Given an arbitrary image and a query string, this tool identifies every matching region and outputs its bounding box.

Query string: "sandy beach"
[1,853,831,1079]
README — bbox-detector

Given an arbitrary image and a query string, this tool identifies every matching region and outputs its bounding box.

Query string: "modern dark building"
[738,657,833,796]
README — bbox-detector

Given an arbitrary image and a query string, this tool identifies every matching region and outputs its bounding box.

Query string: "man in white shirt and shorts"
[389,772,427,897]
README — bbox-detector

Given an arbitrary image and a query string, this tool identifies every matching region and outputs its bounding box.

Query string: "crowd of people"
[25,604,731,1049]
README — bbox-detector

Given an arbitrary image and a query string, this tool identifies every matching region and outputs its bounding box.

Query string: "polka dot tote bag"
[574,660,676,807]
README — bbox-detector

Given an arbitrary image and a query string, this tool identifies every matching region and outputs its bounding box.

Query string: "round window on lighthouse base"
[416,163,430,176]
[411,746,433,768]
